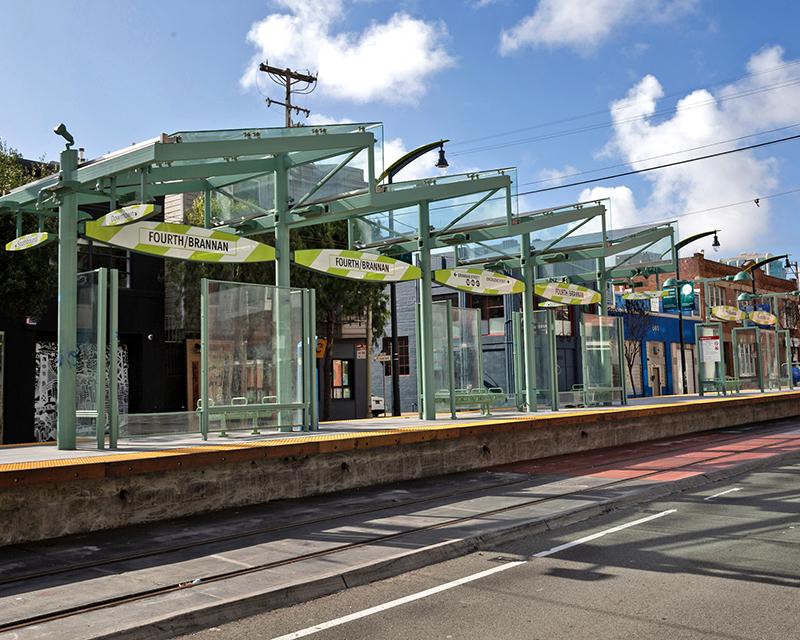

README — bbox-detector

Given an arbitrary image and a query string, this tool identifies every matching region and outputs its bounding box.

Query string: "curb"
[57,447,800,640]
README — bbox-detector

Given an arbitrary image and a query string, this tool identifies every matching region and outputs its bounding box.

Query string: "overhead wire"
[449,58,800,150]
[450,76,800,157]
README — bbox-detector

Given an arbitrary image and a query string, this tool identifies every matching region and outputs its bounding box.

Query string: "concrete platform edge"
[82,447,800,640]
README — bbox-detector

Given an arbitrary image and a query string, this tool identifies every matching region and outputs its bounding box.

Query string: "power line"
[520,123,800,187]
[451,76,800,157]
[521,132,800,195]
[449,58,800,150]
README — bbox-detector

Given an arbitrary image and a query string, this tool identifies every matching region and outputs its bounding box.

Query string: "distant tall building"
[720,252,788,279]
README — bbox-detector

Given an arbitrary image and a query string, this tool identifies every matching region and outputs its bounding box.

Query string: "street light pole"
[379,140,449,416]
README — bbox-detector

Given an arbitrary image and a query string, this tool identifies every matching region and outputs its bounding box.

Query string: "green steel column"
[309,288,319,430]
[596,257,607,316]
[15,212,22,238]
[109,268,119,448]
[445,301,456,419]
[511,311,523,410]
[414,303,423,419]
[418,201,436,420]
[203,188,212,228]
[95,268,108,449]
[56,147,79,450]
[199,278,209,440]
[520,234,537,412]
[273,156,292,430]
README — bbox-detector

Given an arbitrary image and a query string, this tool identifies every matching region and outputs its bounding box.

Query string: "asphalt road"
[185,460,800,640]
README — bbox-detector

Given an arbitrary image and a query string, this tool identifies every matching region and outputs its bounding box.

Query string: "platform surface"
[0,389,797,473]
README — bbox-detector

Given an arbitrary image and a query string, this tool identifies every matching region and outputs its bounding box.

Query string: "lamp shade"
[737,292,752,303]
[663,277,679,288]
[733,271,752,282]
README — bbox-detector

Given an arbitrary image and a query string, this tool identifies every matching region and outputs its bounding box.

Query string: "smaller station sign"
[539,300,567,308]
[99,203,160,227]
[711,305,746,322]
[433,268,525,295]
[5,232,57,252]
[84,220,275,263]
[535,282,601,305]
[621,291,666,300]
[294,249,421,281]
[749,310,778,326]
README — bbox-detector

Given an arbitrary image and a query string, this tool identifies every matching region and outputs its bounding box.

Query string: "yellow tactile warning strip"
[0,390,797,487]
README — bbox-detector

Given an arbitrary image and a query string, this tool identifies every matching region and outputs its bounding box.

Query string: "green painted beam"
[153,132,374,163]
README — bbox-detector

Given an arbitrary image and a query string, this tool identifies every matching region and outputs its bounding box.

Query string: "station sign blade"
[5,232,57,252]
[99,203,160,227]
[622,291,666,300]
[84,220,275,263]
[749,310,778,326]
[294,249,421,281]
[711,305,746,322]
[433,268,525,295]
[535,282,601,305]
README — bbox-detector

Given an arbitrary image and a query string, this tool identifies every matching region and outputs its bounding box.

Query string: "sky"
[2,0,800,263]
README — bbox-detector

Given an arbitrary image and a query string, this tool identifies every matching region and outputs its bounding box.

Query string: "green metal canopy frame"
[0,123,518,446]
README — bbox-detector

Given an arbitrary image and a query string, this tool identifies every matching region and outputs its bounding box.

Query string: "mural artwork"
[33,342,129,442]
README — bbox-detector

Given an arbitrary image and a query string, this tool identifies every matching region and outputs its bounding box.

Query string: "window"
[331,359,353,399]
[380,336,410,376]
[468,295,505,335]
[707,285,727,308]
[78,241,131,288]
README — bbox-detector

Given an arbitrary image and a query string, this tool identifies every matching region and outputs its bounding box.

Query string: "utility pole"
[258,62,317,127]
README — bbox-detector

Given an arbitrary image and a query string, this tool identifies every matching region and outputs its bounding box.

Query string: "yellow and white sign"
[711,305,746,322]
[84,220,275,263]
[535,282,601,305]
[433,268,525,295]
[294,249,421,281]
[99,203,160,227]
[749,310,778,326]
[5,232,56,251]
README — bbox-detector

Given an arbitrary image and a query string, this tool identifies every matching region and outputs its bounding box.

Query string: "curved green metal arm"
[674,229,719,252]
[743,254,788,273]
[377,139,449,184]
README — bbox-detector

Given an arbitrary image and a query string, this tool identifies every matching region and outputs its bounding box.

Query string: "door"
[651,367,662,396]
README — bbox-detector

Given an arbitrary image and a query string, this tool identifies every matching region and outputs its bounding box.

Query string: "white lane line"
[533,509,676,558]
[704,487,742,501]
[268,509,676,640]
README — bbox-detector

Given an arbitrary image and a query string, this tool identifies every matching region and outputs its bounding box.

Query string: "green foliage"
[0,140,58,320]
[169,194,388,343]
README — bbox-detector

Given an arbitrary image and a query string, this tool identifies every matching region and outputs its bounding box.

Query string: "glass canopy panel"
[172,123,382,143]
[288,148,370,206]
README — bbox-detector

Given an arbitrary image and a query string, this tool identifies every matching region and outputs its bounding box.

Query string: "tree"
[0,140,58,320]
[615,299,656,396]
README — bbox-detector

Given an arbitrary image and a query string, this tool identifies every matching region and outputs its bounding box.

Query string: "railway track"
[0,420,796,634]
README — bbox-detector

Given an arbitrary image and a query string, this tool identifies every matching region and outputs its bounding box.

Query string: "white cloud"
[241,0,455,104]
[596,45,800,252]
[499,0,696,55]
[536,164,578,186]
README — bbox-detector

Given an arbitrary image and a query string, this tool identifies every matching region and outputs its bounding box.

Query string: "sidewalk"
[1,417,798,640]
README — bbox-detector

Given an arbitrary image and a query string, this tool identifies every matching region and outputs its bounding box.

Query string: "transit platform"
[0,389,798,545]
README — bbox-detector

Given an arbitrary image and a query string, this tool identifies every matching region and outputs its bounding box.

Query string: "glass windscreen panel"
[76,270,100,438]
[205,280,306,431]
[581,314,623,405]
[531,310,553,407]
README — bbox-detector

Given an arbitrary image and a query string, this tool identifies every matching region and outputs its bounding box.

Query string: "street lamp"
[666,229,722,395]
[378,139,450,417]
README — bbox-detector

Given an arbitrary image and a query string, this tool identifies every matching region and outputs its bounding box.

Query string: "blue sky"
[2,0,800,261]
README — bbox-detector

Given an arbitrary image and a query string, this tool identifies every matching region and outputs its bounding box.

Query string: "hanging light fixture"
[711,231,720,252]
[435,143,449,169]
